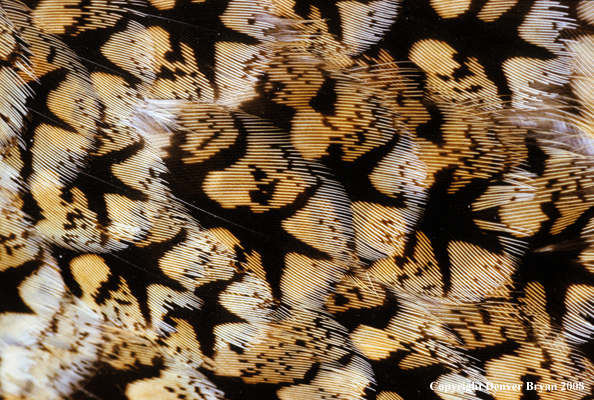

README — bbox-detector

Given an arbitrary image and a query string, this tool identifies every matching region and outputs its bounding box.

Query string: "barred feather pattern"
[1,0,594,399]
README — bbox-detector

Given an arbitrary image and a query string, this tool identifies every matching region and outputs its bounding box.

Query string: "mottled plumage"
[1,0,594,399]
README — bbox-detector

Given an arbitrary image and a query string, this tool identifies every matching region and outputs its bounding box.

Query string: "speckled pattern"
[1,0,593,399]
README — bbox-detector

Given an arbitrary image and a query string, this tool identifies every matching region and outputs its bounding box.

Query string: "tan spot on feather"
[126,373,207,400]
[483,342,573,400]
[102,277,146,330]
[161,318,203,367]
[351,325,403,360]
[0,21,18,62]
[100,21,155,83]
[0,161,37,270]
[207,227,242,250]
[568,35,594,126]
[430,0,471,19]
[111,148,161,194]
[578,0,594,25]
[32,123,89,170]
[46,74,99,137]
[100,334,160,370]
[518,0,569,56]
[70,254,111,302]
[90,71,130,105]
[31,0,83,34]
[32,170,110,252]
[147,26,214,101]
[281,253,344,307]
[449,305,526,350]
[580,217,594,274]
[158,237,209,290]
[551,195,592,235]
[277,357,372,400]
[377,392,405,400]
[245,250,267,283]
[447,241,515,301]
[564,284,594,345]
[203,135,313,213]
[282,184,353,262]
[477,0,519,22]
[290,109,337,159]
[177,105,240,164]
[520,282,550,331]
[369,137,426,199]
[104,194,150,243]
[370,231,444,297]
[146,284,202,339]
[148,0,176,10]
[326,274,385,313]
[497,189,549,238]
[352,201,409,258]
[220,0,277,41]
[410,39,499,107]
[214,42,261,107]
[337,0,399,55]
[502,57,569,108]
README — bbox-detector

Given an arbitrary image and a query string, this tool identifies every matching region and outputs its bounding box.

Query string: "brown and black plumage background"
[1,0,594,399]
